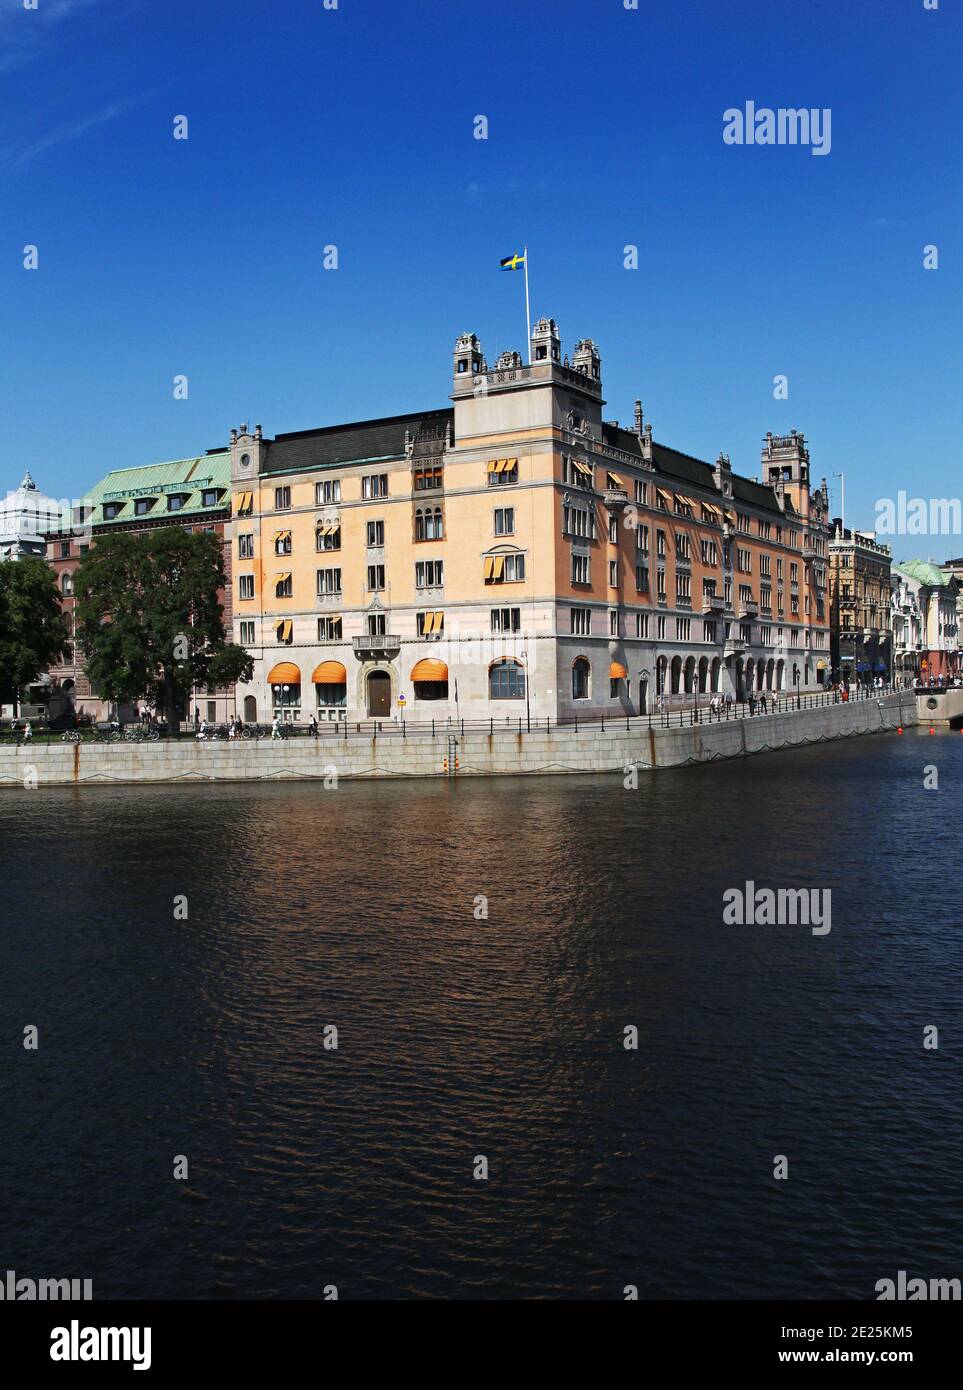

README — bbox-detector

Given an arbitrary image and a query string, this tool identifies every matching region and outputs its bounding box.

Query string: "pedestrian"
[760,693,767,714]
[309,715,318,738]
[23,720,32,743]
[228,717,237,740]
[271,716,282,740]
[194,706,200,727]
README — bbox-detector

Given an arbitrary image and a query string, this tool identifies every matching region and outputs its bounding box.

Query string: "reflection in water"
[0,729,960,1298]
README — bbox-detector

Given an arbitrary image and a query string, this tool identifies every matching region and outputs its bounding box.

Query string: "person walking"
[23,720,32,743]
[308,715,318,738]
[271,715,282,740]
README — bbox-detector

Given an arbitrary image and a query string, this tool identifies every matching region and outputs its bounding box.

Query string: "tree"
[73,527,253,733]
[0,556,71,714]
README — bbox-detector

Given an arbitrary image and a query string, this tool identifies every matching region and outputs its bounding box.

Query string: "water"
[1,728,960,1300]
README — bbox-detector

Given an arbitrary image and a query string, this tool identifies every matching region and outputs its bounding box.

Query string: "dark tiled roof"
[602,423,797,517]
[262,409,454,476]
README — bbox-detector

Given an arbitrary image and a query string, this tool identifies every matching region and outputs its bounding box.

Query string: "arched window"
[489,659,525,699]
[572,657,590,700]
[61,571,73,595]
[415,506,444,541]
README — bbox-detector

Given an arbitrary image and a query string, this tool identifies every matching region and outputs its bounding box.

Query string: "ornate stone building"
[829,526,892,684]
[227,318,832,725]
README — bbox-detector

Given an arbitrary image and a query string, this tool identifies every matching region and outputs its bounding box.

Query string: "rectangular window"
[657,568,667,602]
[675,533,690,562]
[490,607,521,633]
[317,615,342,640]
[366,520,385,547]
[635,479,647,506]
[315,479,342,505]
[167,494,186,512]
[609,610,619,636]
[739,584,753,605]
[239,620,255,644]
[274,530,292,555]
[316,525,341,551]
[415,560,444,588]
[760,554,771,578]
[609,559,618,587]
[563,504,595,538]
[238,574,254,600]
[608,515,618,544]
[760,625,772,644]
[367,613,387,636]
[275,573,293,598]
[657,615,666,640]
[637,523,649,551]
[417,611,445,636]
[316,567,342,595]
[701,538,718,566]
[571,553,590,586]
[656,529,666,557]
[413,466,443,491]
[636,563,649,593]
[677,617,690,641]
[201,489,218,508]
[571,606,591,636]
[740,622,752,643]
[362,474,388,500]
[238,533,254,559]
[274,486,291,510]
[636,612,649,638]
[486,458,519,486]
[704,620,717,643]
[494,507,515,536]
[367,564,386,591]
[135,498,153,516]
[676,573,691,604]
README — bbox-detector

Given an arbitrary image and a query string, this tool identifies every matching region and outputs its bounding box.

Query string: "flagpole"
[523,245,531,365]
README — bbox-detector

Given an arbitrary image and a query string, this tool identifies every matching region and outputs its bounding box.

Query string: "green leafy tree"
[0,556,71,714]
[73,527,253,733]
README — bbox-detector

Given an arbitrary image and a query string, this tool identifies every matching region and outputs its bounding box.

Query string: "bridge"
[915,687,963,726]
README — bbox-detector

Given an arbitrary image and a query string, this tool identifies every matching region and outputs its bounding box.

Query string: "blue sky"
[2,0,960,556]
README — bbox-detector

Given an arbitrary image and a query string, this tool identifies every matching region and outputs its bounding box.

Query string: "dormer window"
[201,489,219,507]
[103,502,120,520]
[457,358,468,374]
[535,344,547,360]
[134,497,156,516]
[167,494,186,512]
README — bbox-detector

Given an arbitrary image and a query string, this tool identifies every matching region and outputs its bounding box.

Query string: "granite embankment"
[0,692,917,787]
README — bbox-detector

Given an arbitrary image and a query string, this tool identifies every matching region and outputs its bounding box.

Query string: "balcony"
[353,633,400,658]
[739,600,758,619]
[603,487,629,512]
[702,595,725,615]
[724,637,747,656]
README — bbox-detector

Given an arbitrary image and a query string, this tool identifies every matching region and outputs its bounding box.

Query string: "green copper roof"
[80,453,231,528]
[894,559,951,588]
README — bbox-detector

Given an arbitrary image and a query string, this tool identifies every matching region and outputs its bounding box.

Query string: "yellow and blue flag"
[500,252,525,271]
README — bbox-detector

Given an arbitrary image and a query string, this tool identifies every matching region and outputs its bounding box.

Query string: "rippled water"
[1,729,960,1300]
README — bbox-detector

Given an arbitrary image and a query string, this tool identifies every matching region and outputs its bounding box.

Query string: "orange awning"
[312,660,347,683]
[267,661,300,684]
[609,662,627,679]
[411,658,449,682]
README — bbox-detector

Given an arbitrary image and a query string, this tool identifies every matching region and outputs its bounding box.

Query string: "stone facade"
[228,320,833,725]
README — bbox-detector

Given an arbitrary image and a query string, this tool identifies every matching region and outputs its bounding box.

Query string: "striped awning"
[609,662,627,679]
[267,661,299,684]
[312,660,347,683]
[422,611,444,633]
[411,658,449,682]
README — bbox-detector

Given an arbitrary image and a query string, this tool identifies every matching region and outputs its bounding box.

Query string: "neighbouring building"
[226,318,832,726]
[45,453,234,723]
[891,560,959,682]
[829,525,892,684]
[0,470,61,562]
[890,568,925,683]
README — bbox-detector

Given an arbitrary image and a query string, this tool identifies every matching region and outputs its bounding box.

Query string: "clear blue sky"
[2,0,960,556]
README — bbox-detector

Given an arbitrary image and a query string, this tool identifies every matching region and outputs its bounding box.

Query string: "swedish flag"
[500,252,526,271]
